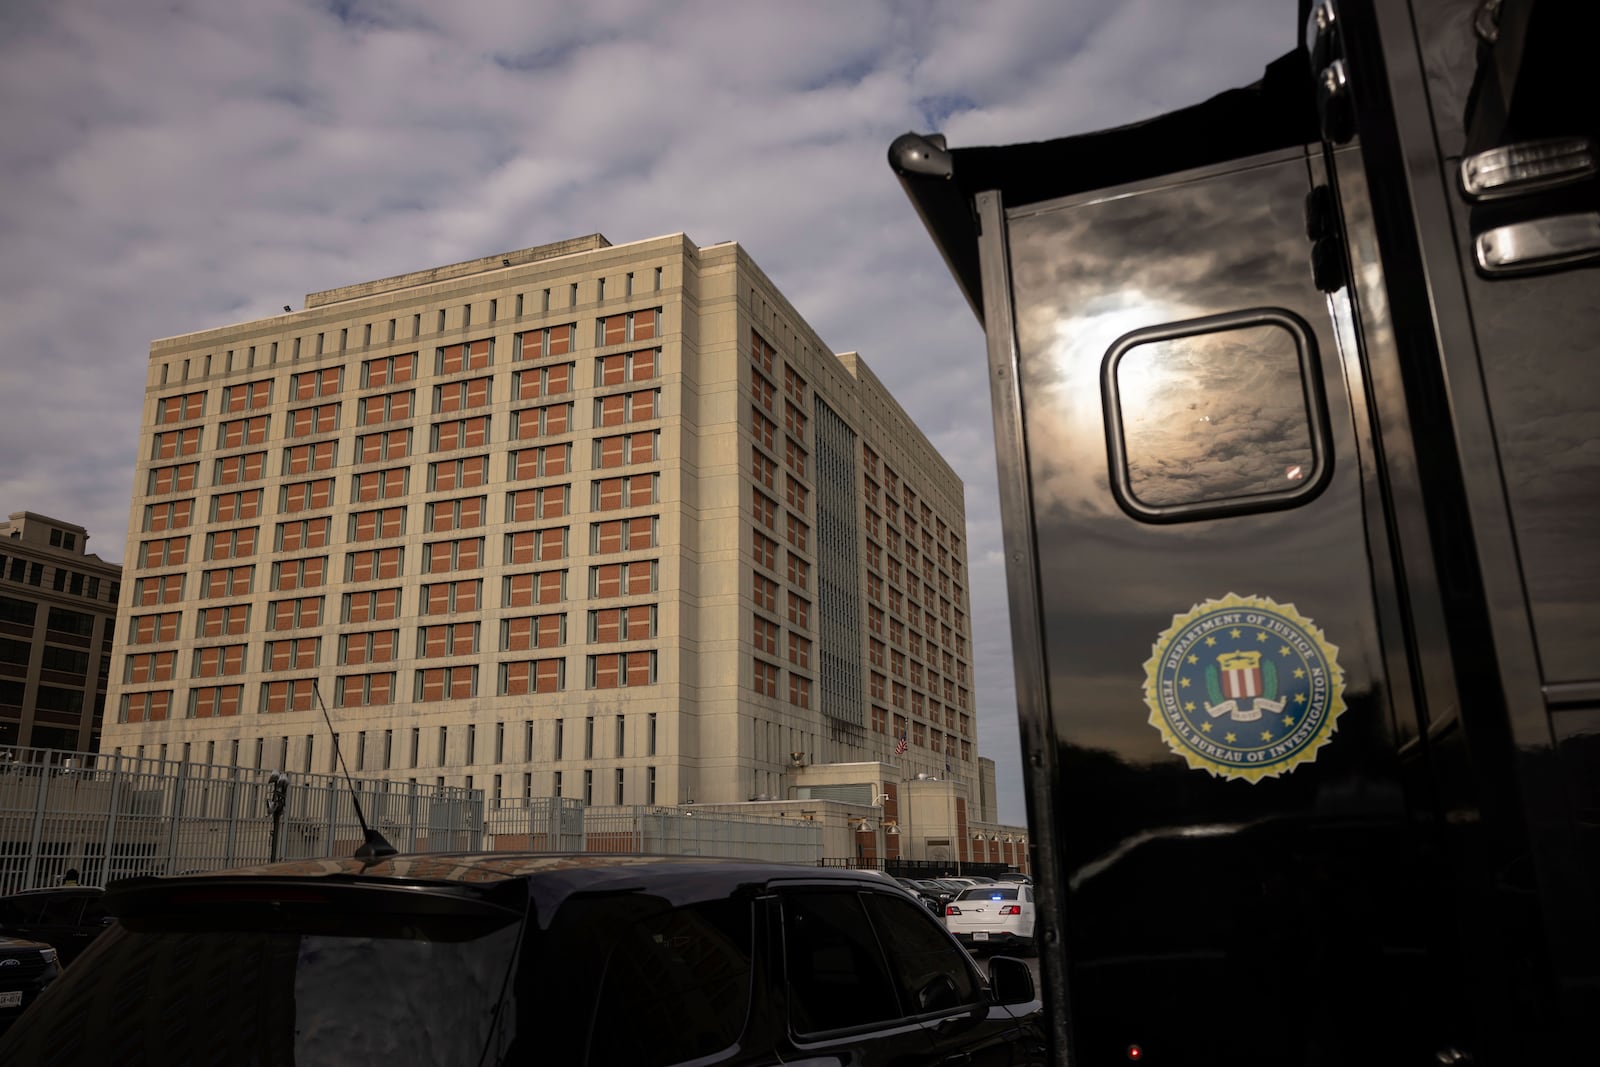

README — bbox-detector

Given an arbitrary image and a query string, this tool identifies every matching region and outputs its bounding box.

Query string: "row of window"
[122,609,657,682]
[873,700,974,740]
[147,434,604,506]
[869,666,971,709]
[0,679,98,716]
[862,444,961,553]
[119,652,660,722]
[142,518,656,575]
[151,387,662,462]
[133,553,660,610]
[126,561,659,645]
[868,638,970,687]
[0,638,98,678]
[0,596,108,638]
[0,556,119,605]
[144,474,640,532]
[157,299,664,396]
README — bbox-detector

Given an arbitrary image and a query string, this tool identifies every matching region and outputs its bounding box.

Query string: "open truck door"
[891,1,1597,1063]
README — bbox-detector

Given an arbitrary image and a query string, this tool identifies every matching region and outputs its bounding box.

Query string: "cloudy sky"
[0,0,1292,824]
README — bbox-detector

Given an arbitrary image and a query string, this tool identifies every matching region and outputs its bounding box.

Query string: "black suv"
[0,853,1046,1065]
[0,887,112,967]
[0,933,58,1035]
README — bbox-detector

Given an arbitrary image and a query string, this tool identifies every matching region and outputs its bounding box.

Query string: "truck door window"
[1102,309,1330,522]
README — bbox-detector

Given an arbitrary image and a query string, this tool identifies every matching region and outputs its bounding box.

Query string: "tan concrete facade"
[101,233,981,812]
[0,511,122,751]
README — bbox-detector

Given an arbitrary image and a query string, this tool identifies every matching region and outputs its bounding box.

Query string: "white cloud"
[0,0,1292,825]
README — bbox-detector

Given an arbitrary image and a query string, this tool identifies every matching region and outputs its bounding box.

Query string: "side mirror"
[987,955,1035,1006]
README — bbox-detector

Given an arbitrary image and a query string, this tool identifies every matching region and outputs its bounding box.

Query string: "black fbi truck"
[891,1,1598,1064]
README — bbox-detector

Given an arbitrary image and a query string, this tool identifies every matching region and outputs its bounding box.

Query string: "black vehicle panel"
[1001,151,1451,1062]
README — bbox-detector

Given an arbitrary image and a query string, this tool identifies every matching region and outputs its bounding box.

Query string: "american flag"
[894,733,908,755]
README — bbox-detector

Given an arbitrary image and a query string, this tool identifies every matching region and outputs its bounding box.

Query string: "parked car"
[0,887,112,967]
[894,877,945,914]
[945,883,1038,955]
[904,877,957,905]
[938,876,984,891]
[0,934,58,1035]
[1,853,1046,1065]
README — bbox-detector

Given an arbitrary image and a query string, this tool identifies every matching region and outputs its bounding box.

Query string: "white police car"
[944,882,1037,954]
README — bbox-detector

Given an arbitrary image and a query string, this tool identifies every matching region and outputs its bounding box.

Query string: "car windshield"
[957,887,1019,902]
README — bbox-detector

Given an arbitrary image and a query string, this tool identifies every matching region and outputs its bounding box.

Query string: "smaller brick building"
[0,512,121,751]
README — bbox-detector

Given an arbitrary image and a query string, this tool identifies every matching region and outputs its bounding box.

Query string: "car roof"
[4,886,103,897]
[106,852,908,913]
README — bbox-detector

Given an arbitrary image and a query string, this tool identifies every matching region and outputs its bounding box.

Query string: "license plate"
[0,991,22,1009]
[973,932,989,941]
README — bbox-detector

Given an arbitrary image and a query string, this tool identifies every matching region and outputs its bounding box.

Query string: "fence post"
[325,774,338,854]
[100,759,123,885]
[405,781,418,853]
[25,760,50,889]
[165,762,190,875]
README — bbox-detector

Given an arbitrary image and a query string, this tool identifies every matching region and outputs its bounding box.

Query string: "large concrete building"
[101,233,981,814]
[0,512,122,752]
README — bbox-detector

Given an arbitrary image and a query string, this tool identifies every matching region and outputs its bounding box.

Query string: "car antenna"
[312,681,397,860]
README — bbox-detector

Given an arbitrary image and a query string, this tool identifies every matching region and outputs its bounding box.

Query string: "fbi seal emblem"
[1143,593,1345,782]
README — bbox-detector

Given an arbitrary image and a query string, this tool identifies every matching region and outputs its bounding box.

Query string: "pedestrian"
[61,867,79,886]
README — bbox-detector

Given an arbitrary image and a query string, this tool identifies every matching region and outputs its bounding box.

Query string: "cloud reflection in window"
[1106,314,1322,518]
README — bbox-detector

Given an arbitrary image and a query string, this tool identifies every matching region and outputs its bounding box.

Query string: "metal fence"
[487,799,825,864]
[3,749,834,894]
[0,747,481,895]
